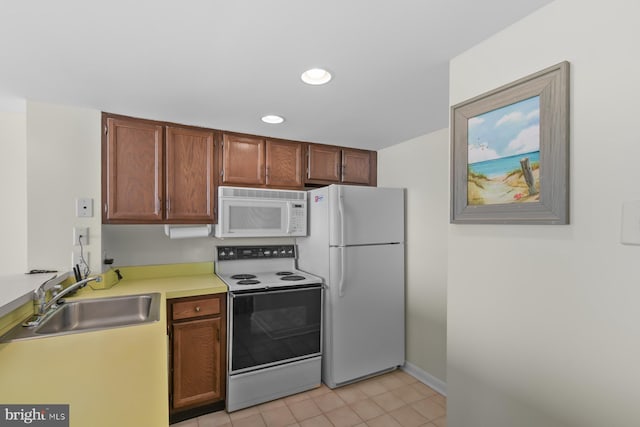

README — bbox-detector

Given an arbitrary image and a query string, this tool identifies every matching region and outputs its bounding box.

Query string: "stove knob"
[220,251,226,258]
[229,251,234,257]
[264,250,271,256]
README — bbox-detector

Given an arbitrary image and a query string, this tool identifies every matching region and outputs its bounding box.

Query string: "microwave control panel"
[289,203,306,235]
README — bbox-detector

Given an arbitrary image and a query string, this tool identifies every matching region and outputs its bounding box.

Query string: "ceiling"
[0,0,554,151]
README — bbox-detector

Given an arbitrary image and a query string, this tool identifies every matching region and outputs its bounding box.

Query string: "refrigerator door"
[328,185,404,246]
[325,243,405,387]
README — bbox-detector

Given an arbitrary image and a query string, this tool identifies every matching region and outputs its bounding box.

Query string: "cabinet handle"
[216,327,220,342]
[195,306,201,313]
[167,198,171,213]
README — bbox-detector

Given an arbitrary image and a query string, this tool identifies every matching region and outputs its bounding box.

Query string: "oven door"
[229,284,322,375]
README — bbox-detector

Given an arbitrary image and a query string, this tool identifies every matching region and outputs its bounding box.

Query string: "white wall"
[0,112,27,274]
[102,224,294,268]
[448,1,640,427]
[26,101,102,273]
[378,129,449,388]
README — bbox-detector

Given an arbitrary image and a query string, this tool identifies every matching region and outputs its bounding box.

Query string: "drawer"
[172,296,220,320]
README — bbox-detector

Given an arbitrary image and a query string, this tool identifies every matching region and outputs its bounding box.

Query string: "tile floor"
[173,370,446,427]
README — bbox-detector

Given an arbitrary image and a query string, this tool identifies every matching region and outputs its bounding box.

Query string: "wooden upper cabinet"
[165,126,216,222]
[104,117,164,222]
[222,133,266,186]
[266,139,303,188]
[306,144,376,186]
[103,115,378,224]
[307,144,341,182]
[342,148,372,185]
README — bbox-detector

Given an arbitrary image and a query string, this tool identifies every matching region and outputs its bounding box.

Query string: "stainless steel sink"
[0,293,161,342]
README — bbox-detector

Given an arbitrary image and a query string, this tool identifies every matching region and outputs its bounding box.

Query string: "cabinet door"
[172,317,222,410]
[266,139,303,188]
[222,133,265,185]
[342,148,371,185]
[166,126,216,222]
[104,117,164,222]
[307,144,341,182]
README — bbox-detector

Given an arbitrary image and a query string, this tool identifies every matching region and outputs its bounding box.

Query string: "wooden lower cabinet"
[168,294,226,421]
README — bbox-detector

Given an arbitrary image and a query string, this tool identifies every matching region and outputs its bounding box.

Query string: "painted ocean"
[469,151,540,178]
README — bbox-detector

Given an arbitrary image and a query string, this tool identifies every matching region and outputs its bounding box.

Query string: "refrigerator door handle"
[337,186,345,246]
[338,246,346,297]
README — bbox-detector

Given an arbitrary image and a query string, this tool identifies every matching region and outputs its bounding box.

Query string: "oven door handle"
[230,284,323,298]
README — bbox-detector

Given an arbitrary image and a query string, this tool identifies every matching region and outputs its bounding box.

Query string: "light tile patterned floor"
[173,370,446,427]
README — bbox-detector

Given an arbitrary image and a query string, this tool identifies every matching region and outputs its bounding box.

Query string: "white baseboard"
[401,361,447,396]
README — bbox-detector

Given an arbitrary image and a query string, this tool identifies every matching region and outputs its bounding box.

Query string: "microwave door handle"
[286,202,292,234]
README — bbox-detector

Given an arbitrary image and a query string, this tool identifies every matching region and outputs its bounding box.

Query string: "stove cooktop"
[215,245,323,292]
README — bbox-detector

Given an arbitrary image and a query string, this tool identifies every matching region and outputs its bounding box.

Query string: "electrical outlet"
[76,197,93,217]
[73,227,89,246]
[72,247,89,268]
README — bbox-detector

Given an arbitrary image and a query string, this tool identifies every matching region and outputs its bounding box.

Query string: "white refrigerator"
[297,185,405,388]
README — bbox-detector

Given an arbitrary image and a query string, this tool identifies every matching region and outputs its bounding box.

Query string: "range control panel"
[216,245,296,261]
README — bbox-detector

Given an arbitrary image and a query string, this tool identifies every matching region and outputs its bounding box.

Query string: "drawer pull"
[195,306,201,312]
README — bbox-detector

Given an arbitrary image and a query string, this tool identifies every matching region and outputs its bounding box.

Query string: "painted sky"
[467,96,540,164]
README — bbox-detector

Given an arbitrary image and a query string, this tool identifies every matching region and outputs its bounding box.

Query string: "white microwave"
[215,186,307,238]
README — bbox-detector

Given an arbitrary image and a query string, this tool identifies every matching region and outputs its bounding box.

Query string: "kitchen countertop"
[0,262,227,427]
[70,262,227,300]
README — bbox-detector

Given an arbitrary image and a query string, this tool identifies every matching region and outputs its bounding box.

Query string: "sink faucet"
[24,275,102,327]
[33,275,101,317]
[33,274,59,315]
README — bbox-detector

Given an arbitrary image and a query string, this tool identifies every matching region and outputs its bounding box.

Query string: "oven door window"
[231,286,321,373]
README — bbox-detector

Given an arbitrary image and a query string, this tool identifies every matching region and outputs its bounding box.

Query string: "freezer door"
[326,244,405,386]
[328,185,404,246]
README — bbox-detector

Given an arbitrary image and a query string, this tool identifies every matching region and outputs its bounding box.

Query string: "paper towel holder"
[163,224,213,239]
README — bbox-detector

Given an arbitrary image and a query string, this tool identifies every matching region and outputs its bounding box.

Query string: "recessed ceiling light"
[261,115,285,124]
[301,68,332,85]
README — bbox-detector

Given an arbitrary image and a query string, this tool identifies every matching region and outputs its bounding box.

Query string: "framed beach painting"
[450,61,569,224]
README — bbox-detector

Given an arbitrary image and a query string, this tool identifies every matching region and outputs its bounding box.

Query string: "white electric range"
[215,245,324,412]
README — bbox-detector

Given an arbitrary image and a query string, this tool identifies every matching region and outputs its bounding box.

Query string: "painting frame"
[450,61,570,224]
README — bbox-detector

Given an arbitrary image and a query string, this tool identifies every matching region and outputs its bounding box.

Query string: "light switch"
[621,201,640,245]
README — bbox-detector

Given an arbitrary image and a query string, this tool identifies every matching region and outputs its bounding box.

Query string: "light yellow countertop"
[0,262,227,427]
